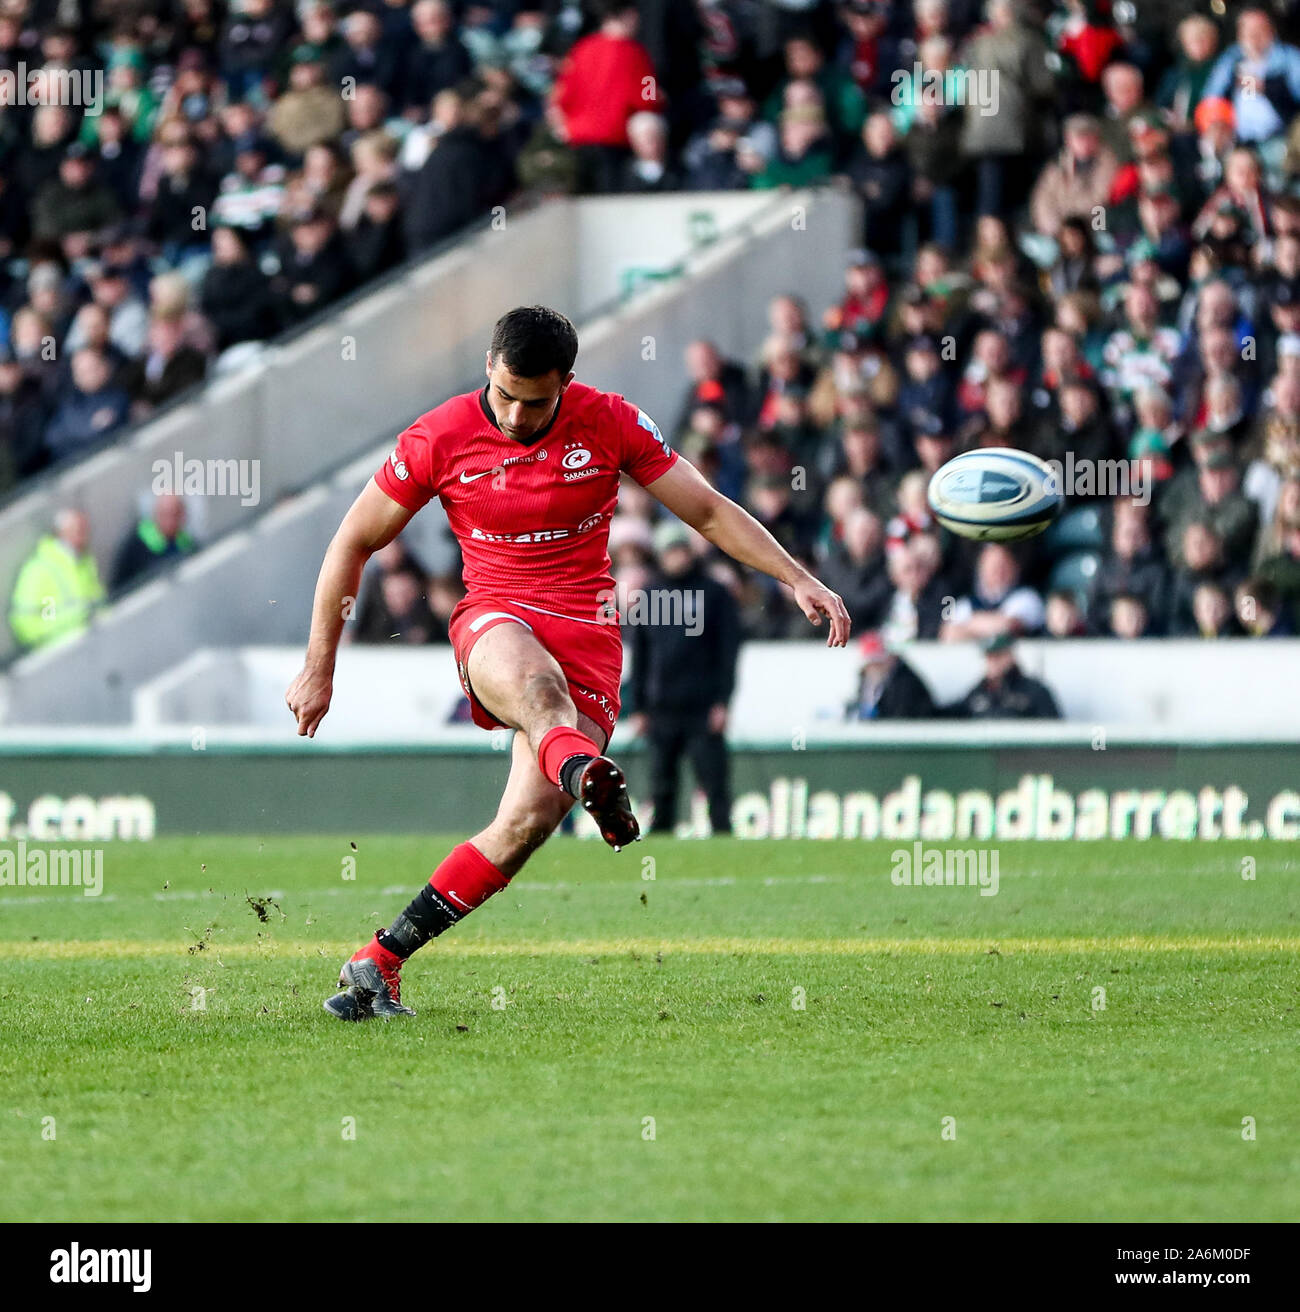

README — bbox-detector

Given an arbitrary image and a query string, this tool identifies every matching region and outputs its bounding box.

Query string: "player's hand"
[629,712,649,738]
[792,575,851,647]
[707,704,728,734]
[285,665,333,738]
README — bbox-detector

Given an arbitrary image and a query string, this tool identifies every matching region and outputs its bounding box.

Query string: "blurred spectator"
[402,0,473,114]
[1256,510,1300,626]
[284,142,351,225]
[1167,519,1241,636]
[211,132,286,241]
[1030,114,1118,237]
[620,113,680,192]
[819,507,891,630]
[844,630,936,720]
[122,315,208,417]
[676,340,750,437]
[847,111,910,260]
[402,98,494,253]
[0,344,49,491]
[345,181,406,281]
[627,519,740,836]
[1093,500,1169,633]
[8,509,104,650]
[366,570,437,643]
[81,107,144,217]
[1235,575,1294,636]
[218,0,293,101]
[941,543,1045,642]
[1169,449,1259,570]
[880,533,949,645]
[1045,588,1090,638]
[753,103,834,189]
[1107,593,1151,640]
[682,78,774,191]
[31,143,121,245]
[200,225,278,351]
[1102,284,1183,402]
[350,540,434,643]
[425,573,462,643]
[271,208,354,325]
[335,8,403,99]
[552,2,661,194]
[268,45,348,159]
[1201,9,1300,154]
[948,632,1061,719]
[111,494,198,591]
[44,349,131,461]
[145,123,218,269]
[1158,16,1220,131]
[1191,579,1240,637]
[959,0,1054,217]
[763,31,865,144]
[340,132,400,229]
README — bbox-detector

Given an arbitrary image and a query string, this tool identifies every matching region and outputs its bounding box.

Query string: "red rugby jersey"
[373,381,678,621]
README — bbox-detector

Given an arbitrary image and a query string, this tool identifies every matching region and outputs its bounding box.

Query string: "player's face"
[484,355,572,442]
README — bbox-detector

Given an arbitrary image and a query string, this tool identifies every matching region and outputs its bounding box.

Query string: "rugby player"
[285,306,850,1020]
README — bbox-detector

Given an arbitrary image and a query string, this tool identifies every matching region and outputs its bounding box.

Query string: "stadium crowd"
[8,0,1300,683]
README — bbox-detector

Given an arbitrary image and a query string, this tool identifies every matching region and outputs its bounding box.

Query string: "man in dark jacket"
[43,348,130,461]
[845,631,936,719]
[847,111,911,261]
[627,521,741,835]
[30,143,121,244]
[1091,500,1169,632]
[145,129,218,262]
[820,507,893,630]
[121,316,208,415]
[200,224,278,350]
[0,344,50,490]
[401,121,489,253]
[400,0,473,112]
[271,208,356,326]
[346,181,406,281]
[948,633,1061,718]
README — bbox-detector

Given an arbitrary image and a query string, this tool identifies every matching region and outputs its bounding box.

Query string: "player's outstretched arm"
[286,481,415,737]
[642,456,851,647]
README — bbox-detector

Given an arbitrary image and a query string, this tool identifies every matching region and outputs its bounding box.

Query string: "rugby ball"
[926,447,1062,542]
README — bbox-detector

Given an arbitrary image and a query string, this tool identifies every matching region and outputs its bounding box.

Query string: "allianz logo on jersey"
[470,512,603,544]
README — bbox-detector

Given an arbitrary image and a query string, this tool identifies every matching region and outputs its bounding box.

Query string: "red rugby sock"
[537,724,601,788]
[376,842,511,958]
[430,841,511,914]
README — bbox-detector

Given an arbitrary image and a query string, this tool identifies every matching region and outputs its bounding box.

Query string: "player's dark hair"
[490,306,578,379]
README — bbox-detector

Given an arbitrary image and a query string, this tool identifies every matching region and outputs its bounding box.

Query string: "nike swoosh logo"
[460,469,495,483]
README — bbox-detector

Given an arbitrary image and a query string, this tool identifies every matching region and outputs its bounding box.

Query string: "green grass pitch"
[2,836,1296,1221]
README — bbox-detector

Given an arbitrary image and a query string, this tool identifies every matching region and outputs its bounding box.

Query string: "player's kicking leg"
[324,621,635,1021]
[466,618,639,851]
